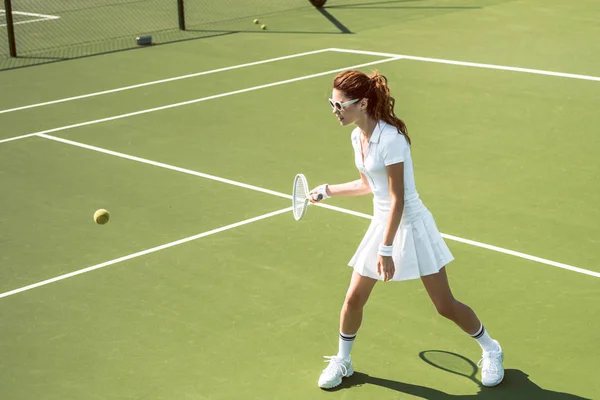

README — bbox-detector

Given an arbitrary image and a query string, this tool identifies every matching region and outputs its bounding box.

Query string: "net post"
[177,0,186,30]
[3,0,17,57]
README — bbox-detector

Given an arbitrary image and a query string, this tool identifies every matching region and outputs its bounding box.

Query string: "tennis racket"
[419,350,480,386]
[292,173,322,221]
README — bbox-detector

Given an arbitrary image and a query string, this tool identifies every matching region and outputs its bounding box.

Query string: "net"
[0,0,337,70]
[1,0,187,69]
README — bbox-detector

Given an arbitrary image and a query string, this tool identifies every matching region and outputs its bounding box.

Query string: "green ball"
[261,24,267,30]
[253,18,259,24]
[94,209,110,225]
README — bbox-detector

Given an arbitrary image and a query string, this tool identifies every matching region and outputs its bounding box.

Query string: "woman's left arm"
[382,162,405,245]
[377,162,405,281]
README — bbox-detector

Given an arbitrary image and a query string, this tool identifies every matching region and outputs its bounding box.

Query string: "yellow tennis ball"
[94,209,110,225]
[253,18,259,24]
[261,24,267,30]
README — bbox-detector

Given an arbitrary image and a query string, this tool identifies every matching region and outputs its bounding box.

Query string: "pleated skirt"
[348,199,454,281]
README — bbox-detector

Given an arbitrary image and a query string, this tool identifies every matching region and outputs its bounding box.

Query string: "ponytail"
[368,71,410,145]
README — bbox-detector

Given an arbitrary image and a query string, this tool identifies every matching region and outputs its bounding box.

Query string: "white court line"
[38,133,292,200]
[2,18,57,27]
[0,56,401,144]
[330,48,600,82]
[1,10,59,18]
[37,133,374,219]
[39,134,371,219]
[0,207,293,299]
[3,46,598,115]
[0,133,36,144]
[38,133,600,279]
[0,10,59,27]
[0,48,332,114]
[441,234,600,278]
[2,46,597,300]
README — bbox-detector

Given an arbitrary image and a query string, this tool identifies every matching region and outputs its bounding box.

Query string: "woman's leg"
[421,267,504,387]
[420,267,480,334]
[340,271,378,335]
[337,271,378,359]
[318,271,377,389]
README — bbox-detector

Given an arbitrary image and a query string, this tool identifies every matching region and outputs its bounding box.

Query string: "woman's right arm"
[311,173,371,202]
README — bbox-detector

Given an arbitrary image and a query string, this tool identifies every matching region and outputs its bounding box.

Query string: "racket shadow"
[328,350,590,399]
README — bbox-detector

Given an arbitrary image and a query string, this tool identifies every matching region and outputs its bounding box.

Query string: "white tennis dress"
[348,121,454,281]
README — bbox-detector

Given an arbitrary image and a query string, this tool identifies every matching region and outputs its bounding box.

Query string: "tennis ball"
[94,209,110,225]
[253,18,259,24]
[261,24,267,30]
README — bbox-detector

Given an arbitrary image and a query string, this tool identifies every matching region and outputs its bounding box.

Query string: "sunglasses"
[328,98,359,111]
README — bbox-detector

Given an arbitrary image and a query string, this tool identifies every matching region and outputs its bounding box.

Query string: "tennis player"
[310,70,504,389]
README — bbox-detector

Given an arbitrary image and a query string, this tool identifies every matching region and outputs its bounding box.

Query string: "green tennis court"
[1,1,599,399]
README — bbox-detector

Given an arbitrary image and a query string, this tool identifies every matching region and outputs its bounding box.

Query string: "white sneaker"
[478,340,504,387]
[318,355,354,389]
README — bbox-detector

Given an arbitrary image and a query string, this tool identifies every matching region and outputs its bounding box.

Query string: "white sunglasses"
[328,98,359,111]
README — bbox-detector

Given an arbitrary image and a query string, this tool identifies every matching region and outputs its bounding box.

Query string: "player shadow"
[333,370,590,399]
[328,350,590,399]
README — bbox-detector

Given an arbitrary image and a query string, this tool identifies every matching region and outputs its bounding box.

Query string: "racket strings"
[292,176,309,220]
[294,178,308,202]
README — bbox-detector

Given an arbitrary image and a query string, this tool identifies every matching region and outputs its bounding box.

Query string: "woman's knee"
[343,273,377,312]
[343,291,368,311]
[433,297,458,320]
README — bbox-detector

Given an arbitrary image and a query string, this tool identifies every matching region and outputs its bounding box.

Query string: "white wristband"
[378,244,393,257]
[315,184,330,200]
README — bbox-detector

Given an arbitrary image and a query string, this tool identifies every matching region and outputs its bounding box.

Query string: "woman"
[310,70,504,389]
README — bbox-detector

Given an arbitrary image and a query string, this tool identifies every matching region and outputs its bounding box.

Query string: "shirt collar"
[370,121,383,144]
[353,121,383,144]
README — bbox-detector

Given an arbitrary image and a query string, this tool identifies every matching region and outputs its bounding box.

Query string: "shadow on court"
[316,7,352,33]
[332,350,591,400]
[334,370,590,399]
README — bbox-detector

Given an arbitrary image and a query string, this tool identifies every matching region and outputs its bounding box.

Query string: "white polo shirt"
[351,121,425,220]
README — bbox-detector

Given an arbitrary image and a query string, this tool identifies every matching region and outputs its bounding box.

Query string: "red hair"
[333,70,410,145]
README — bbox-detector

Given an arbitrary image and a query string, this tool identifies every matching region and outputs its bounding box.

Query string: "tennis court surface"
[1,1,599,399]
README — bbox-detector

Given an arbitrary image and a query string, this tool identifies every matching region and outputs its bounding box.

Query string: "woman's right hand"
[309,188,323,203]
[309,184,329,203]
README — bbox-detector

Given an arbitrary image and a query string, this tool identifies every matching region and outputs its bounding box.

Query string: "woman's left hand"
[377,255,395,282]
